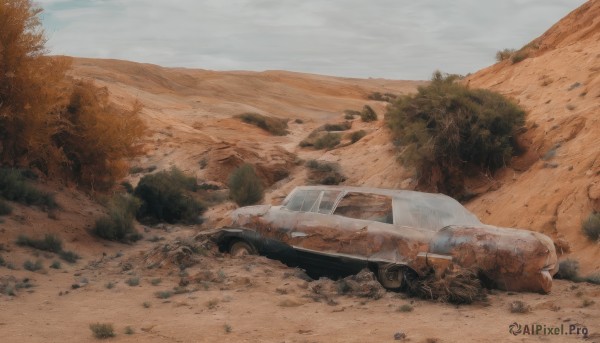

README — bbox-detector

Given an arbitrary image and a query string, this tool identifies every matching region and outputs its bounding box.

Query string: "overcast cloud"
[36,0,586,80]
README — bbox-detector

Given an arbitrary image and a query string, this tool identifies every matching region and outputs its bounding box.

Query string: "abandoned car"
[213,186,558,293]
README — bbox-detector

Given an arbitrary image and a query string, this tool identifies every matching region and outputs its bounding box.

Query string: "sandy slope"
[70,57,424,191]
[464,0,600,274]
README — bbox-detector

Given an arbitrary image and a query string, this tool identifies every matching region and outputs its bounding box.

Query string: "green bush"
[582,212,600,241]
[0,198,12,215]
[235,113,289,136]
[134,168,204,224]
[495,48,516,62]
[314,133,341,150]
[94,194,141,241]
[349,130,367,144]
[228,164,264,206]
[386,71,525,197]
[360,105,378,122]
[0,169,56,209]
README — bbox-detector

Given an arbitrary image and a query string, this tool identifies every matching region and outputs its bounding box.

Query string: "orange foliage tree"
[0,0,145,190]
[0,0,71,173]
[57,81,146,190]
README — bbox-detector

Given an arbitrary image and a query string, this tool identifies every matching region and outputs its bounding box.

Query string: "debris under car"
[211,186,558,299]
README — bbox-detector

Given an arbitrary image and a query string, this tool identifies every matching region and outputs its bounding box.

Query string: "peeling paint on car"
[214,186,558,293]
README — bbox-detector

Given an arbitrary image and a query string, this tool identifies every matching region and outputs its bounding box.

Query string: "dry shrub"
[323,122,352,131]
[360,105,378,122]
[368,92,397,103]
[94,194,141,242]
[0,199,11,215]
[0,168,57,209]
[309,269,386,301]
[16,233,80,262]
[23,259,43,271]
[509,300,530,313]
[511,50,529,64]
[17,234,62,253]
[582,212,600,241]
[305,160,346,185]
[89,323,115,339]
[299,123,347,149]
[344,110,361,120]
[235,113,289,136]
[407,268,486,305]
[228,164,263,206]
[496,48,516,62]
[586,273,600,285]
[555,259,580,281]
[348,130,367,144]
[314,133,341,150]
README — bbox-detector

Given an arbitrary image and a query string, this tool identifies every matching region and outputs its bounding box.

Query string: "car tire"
[377,264,405,290]
[229,240,257,257]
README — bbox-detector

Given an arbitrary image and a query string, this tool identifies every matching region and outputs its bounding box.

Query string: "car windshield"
[393,193,481,230]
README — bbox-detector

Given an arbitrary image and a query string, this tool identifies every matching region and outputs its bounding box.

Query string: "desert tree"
[56,81,145,190]
[0,0,71,173]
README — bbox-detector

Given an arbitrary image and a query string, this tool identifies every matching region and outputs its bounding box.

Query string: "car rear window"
[333,192,393,224]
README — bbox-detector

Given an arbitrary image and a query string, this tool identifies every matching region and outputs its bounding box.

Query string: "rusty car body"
[214,186,558,293]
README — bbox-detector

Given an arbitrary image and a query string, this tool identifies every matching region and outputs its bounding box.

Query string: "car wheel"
[229,240,257,257]
[377,264,405,290]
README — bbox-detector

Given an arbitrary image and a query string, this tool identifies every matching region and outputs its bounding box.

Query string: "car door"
[289,191,392,273]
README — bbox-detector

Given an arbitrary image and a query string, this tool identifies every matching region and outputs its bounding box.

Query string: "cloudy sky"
[37,0,586,80]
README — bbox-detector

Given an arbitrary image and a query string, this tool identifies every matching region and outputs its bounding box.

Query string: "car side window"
[318,191,341,214]
[333,192,393,224]
[285,190,321,212]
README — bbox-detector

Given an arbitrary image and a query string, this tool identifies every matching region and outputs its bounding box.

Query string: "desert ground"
[1,1,600,342]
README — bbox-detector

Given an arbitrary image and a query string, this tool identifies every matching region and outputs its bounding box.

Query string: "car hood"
[429,224,558,293]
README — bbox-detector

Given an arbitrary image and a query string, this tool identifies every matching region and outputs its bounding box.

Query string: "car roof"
[288,185,482,230]
[291,185,454,201]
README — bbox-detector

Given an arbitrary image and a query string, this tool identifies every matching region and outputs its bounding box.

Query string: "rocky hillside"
[465,0,600,273]
[69,1,600,273]
[70,58,424,217]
